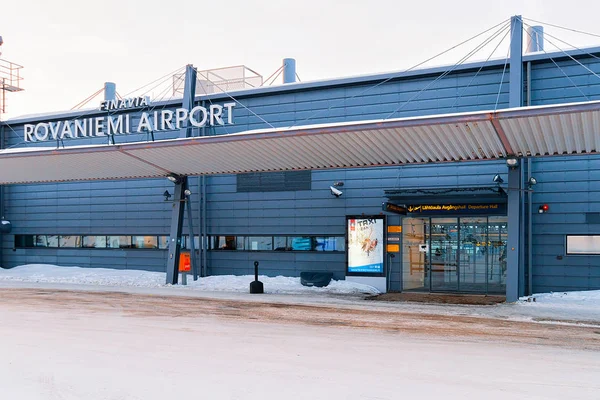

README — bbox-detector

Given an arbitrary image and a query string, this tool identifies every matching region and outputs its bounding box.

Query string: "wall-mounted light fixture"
[493,174,504,184]
[0,219,12,234]
[166,173,183,184]
[184,189,192,196]
[163,190,172,201]
[527,177,538,188]
[505,156,519,169]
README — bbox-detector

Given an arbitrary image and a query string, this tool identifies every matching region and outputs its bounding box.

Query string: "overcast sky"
[2,0,600,119]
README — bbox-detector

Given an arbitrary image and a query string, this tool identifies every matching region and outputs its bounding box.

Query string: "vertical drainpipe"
[526,25,543,296]
[283,58,296,84]
[506,15,523,303]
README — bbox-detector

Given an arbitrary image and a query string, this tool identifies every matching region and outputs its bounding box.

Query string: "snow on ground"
[1,264,599,324]
[518,290,600,318]
[0,264,380,295]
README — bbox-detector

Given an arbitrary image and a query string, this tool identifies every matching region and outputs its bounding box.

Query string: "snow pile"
[184,274,379,295]
[518,290,600,319]
[0,264,165,287]
[520,290,600,306]
[0,264,379,295]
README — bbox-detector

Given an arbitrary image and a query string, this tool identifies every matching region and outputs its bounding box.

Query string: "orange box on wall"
[179,251,191,272]
[387,244,400,252]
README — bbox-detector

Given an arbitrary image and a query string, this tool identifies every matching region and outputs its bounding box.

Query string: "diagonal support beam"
[186,193,199,280]
[166,176,186,284]
[489,115,515,155]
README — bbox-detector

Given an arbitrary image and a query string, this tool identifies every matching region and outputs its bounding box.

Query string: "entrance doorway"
[402,216,507,294]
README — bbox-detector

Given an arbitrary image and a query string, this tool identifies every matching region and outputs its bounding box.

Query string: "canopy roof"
[1,101,599,185]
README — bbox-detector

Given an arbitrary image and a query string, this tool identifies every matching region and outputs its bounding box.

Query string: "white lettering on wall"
[210,104,224,125]
[108,115,124,135]
[189,106,208,127]
[95,117,105,136]
[60,122,74,139]
[24,124,34,141]
[34,123,49,141]
[22,102,236,142]
[137,113,152,133]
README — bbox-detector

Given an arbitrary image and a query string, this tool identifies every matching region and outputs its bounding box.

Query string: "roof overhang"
[0,101,599,185]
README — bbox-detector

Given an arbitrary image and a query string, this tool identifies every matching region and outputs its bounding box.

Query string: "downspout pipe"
[528,158,533,295]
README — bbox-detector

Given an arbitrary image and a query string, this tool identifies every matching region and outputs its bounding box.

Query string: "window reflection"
[107,236,132,249]
[246,236,273,251]
[59,236,80,248]
[132,236,158,249]
[83,236,107,248]
[15,234,346,252]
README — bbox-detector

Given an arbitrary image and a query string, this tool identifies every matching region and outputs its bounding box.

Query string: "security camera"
[330,186,343,197]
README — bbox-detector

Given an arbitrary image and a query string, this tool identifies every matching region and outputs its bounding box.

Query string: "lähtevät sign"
[407,203,507,215]
[23,96,236,142]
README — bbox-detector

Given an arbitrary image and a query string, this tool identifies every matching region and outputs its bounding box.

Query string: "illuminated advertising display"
[346,216,385,275]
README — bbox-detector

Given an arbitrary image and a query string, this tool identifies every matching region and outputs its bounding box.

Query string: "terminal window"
[566,235,600,255]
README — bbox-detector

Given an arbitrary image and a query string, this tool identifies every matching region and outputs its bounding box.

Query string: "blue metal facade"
[2,48,600,294]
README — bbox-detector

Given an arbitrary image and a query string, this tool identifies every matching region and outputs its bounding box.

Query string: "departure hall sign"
[407,203,507,215]
[23,96,236,142]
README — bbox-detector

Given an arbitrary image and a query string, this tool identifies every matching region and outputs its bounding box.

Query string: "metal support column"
[199,101,208,278]
[509,15,523,108]
[506,167,521,302]
[166,177,186,285]
[165,64,198,284]
[180,64,197,139]
[505,15,524,302]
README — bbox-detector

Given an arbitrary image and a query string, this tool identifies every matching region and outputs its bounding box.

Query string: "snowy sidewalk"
[1,264,599,325]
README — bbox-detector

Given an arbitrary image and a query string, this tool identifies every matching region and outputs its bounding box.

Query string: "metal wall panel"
[2,54,600,294]
[530,154,600,292]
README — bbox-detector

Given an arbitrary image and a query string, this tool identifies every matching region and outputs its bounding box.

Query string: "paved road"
[1,288,599,399]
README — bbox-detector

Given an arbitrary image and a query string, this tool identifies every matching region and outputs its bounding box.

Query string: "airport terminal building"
[1,17,599,300]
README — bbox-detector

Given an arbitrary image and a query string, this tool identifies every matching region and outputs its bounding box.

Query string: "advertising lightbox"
[346,216,385,276]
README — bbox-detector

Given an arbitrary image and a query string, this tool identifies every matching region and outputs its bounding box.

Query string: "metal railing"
[173,65,263,96]
[0,58,24,114]
[0,59,23,91]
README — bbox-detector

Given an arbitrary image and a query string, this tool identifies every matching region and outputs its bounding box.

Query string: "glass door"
[487,217,508,294]
[401,215,508,294]
[402,217,429,291]
[458,217,488,292]
[429,218,459,292]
